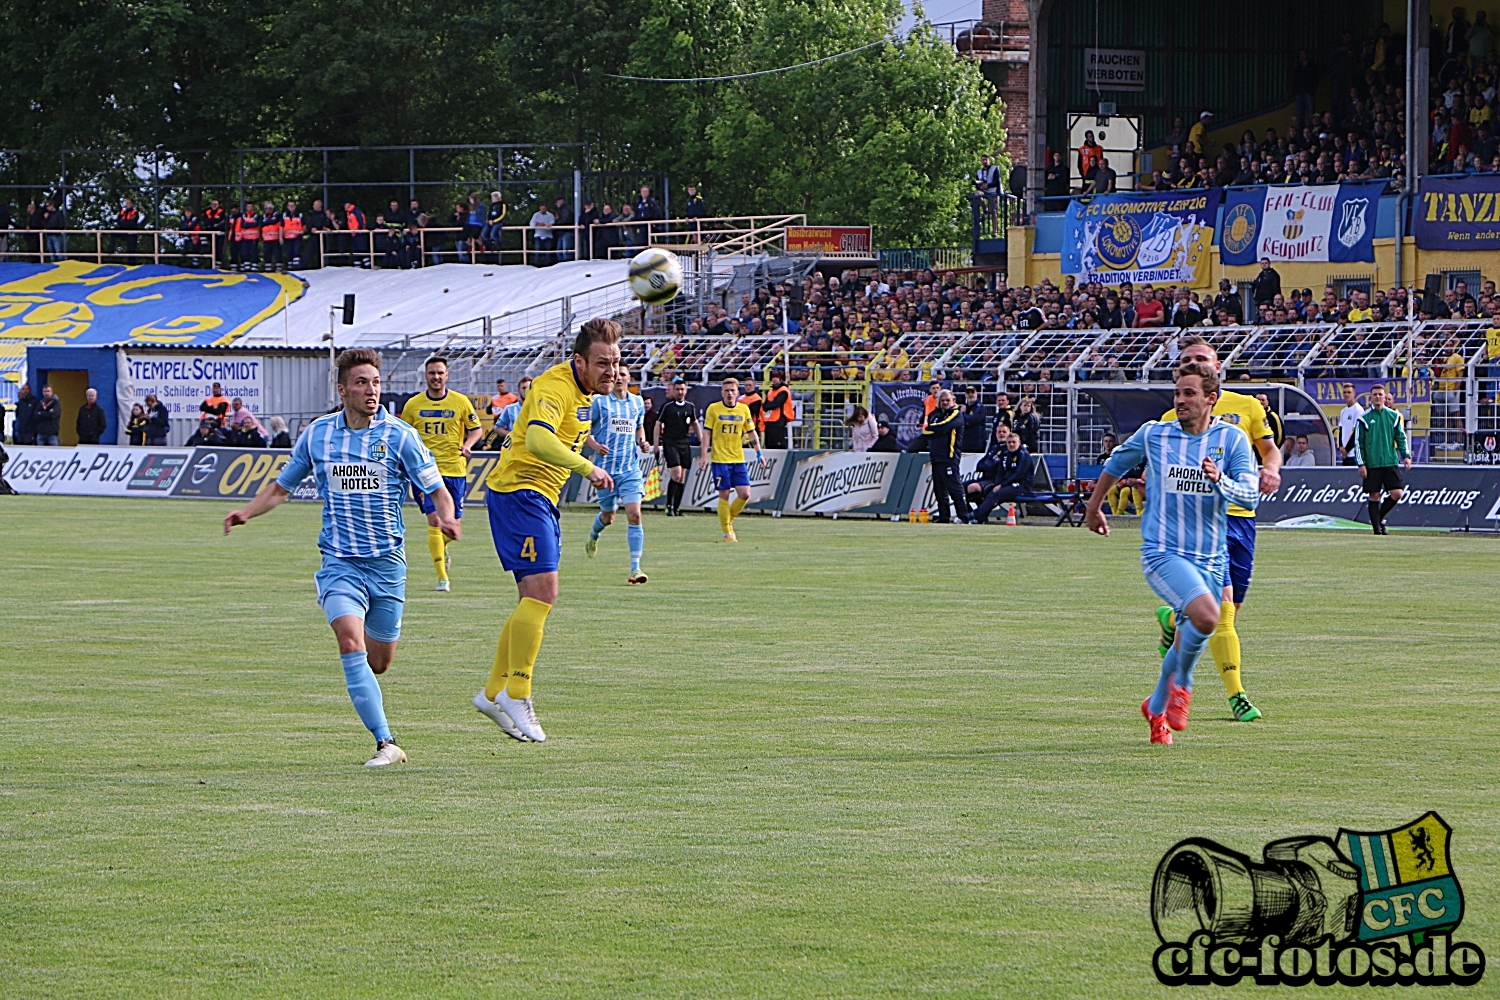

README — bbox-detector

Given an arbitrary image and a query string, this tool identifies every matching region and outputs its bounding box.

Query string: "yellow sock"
[427,526,448,581]
[729,495,747,520]
[484,618,514,700]
[717,498,732,533]
[504,597,552,699]
[1209,602,1244,697]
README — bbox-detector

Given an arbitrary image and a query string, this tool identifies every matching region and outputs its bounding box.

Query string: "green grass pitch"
[2,496,1497,998]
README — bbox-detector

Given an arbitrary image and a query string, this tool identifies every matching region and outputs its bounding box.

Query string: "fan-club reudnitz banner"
[1220,182,1384,265]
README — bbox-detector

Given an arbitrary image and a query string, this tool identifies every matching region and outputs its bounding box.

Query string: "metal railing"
[0,228,222,266]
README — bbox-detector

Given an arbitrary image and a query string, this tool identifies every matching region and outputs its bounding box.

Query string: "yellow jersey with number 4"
[1160,388,1271,518]
[704,401,754,464]
[486,361,593,503]
[400,390,481,477]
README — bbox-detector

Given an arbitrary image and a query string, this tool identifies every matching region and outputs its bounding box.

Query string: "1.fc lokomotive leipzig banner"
[1063,189,1221,287]
[1413,175,1500,251]
[1220,182,1384,265]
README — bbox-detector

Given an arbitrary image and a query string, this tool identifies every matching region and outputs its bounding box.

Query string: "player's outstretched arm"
[1083,472,1118,536]
[225,482,291,534]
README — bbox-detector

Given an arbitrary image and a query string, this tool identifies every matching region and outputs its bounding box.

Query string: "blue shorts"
[1141,552,1221,617]
[314,551,406,642]
[597,470,644,511]
[712,461,750,491]
[1222,516,1255,604]
[488,488,561,580]
[412,475,467,517]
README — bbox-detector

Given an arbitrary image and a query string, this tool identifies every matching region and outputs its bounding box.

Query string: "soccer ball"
[628,247,682,305]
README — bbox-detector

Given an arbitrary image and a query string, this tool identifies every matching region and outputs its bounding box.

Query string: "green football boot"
[1228,692,1262,722]
[585,534,598,558]
[1155,606,1176,658]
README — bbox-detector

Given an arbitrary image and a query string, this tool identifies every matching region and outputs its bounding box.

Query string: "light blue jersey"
[590,392,646,476]
[1104,417,1261,577]
[277,407,443,559]
[496,400,522,433]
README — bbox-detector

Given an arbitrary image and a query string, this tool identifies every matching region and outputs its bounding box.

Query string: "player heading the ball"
[225,348,460,767]
[473,318,621,743]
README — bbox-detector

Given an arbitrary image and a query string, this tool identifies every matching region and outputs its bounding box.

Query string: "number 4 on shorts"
[520,536,536,562]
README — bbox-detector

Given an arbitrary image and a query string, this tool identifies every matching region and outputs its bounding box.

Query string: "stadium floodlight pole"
[325,307,337,405]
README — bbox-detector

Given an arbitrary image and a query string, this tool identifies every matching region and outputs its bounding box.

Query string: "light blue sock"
[1148,616,1211,715]
[341,651,391,743]
[590,512,606,540]
[627,523,644,572]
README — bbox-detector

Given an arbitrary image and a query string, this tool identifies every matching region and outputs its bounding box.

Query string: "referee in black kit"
[654,376,700,516]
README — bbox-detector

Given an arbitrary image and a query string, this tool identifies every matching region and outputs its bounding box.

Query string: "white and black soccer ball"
[628,247,683,306]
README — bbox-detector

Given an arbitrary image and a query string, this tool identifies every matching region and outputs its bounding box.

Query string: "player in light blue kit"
[1084,361,1261,745]
[225,348,461,767]
[584,363,650,583]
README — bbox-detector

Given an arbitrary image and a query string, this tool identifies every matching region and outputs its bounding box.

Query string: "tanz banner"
[1414,175,1500,251]
[1220,182,1384,265]
[1063,189,1221,287]
[1257,467,1500,529]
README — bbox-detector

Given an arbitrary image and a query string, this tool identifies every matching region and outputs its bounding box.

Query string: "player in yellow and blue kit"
[399,356,482,592]
[1152,335,1281,722]
[472,319,621,743]
[1086,361,1261,745]
[225,349,460,767]
[699,377,762,542]
[585,363,650,582]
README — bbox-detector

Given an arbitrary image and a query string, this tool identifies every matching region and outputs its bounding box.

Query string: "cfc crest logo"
[1151,813,1484,987]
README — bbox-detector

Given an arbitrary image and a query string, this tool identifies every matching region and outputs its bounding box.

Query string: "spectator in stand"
[201,198,227,266]
[871,414,900,452]
[186,416,223,446]
[490,379,519,418]
[975,153,1002,223]
[260,200,283,272]
[633,185,661,245]
[1085,156,1118,194]
[126,403,149,445]
[305,198,334,268]
[482,191,506,255]
[1252,257,1282,311]
[684,184,707,237]
[578,198,602,260]
[1043,151,1069,205]
[76,388,107,444]
[1077,131,1103,187]
[229,398,266,444]
[177,205,207,267]
[201,382,230,427]
[232,204,260,272]
[1134,283,1166,327]
[463,193,485,264]
[846,405,878,451]
[43,198,67,261]
[12,383,37,444]
[143,393,169,445]
[528,201,555,265]
[24,200,44,262]
[110,196,144,258]
[553,196,575,262]
[1212,279,1244,323]
[1285,434,1316,467]
[268,415,292,449]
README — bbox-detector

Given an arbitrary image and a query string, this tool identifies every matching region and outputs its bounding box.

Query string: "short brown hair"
[1175,359,1220,397]
[1178,334,1217,358]
[572,318,621,358]
[336,348,382,386]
